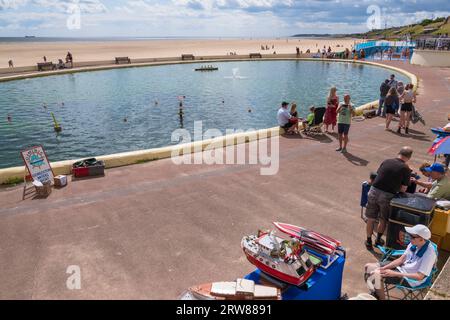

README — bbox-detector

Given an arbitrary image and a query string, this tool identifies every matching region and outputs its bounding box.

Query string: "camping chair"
[383,242,438,300]
[304,107,326,136]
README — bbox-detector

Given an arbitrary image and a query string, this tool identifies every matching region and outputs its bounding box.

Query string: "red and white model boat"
[241,229,317,286]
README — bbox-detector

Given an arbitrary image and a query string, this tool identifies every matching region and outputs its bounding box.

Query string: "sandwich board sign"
[21,145,54,184]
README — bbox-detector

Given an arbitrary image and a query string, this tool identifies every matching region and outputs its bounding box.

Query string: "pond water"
[0,60,409,168]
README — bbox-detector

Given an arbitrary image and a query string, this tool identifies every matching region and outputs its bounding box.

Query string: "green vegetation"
[354,16,449,39]
[1,177,23,186]
[135,158,158,164]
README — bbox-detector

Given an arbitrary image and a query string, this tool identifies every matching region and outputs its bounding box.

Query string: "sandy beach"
[0,38,358,68]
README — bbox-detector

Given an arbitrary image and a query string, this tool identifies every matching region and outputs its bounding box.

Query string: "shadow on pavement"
[343,151,369,166]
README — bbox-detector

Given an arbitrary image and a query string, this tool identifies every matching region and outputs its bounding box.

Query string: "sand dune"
[0,38,358,68]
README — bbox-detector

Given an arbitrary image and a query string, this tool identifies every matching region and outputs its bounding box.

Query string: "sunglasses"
[408,233,420,239]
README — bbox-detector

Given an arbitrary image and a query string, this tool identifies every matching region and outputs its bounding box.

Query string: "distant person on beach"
[384,88,399,131]
[277,101,297,135]
[43,56,47,62]
[8,60,13,68]
[360,49,366,60]
[398,83,416,134]
[66,52,73,67]
[296,47,300,55]
[336,94,355,153]
[377,79,390,117]
[344,48,350,59]
[323,87,339,133]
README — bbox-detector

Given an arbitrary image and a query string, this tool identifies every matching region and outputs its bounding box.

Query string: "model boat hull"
[243,249,314,286]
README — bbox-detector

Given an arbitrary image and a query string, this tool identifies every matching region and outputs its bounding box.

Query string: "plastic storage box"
[386,195,436,250]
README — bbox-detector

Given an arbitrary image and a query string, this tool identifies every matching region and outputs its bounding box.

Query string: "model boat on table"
[273,222,342,255]
[241,228,319,286]
[181,279,281,300]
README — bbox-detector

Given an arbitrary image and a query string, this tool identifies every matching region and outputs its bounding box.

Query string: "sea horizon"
[0,35,348,43]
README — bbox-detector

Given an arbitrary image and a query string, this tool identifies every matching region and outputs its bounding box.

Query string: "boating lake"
[0,60,409,168]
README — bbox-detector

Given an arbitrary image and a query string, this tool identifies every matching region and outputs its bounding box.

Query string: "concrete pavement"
[0,61,449,299]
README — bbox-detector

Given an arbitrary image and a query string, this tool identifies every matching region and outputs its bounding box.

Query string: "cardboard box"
[441,234,450,253]
[54,175,67,187]
[431,234,443,248]
[430,209,450,237]
[33,180,52,197]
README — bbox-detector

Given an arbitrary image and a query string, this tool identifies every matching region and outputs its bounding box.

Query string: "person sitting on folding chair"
[301,106,315,132]
[364,224,436,300]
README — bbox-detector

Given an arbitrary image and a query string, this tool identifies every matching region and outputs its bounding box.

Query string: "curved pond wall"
[0,58,417,184]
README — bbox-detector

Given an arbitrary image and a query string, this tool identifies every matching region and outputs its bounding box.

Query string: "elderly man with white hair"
[364,224,437,300]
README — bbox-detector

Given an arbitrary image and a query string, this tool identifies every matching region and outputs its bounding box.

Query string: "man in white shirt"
[277,101,297,134]
[364,224,436,300]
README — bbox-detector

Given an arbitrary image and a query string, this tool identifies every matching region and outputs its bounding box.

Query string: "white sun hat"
[405,224,431,240]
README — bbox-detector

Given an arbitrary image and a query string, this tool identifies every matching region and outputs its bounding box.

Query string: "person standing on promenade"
[396,82,405,116]
[8,60,14,68]
[398,84,416,134]
[336,94,355,153]
[377,79,390,117]
[384,88,399,131]
[364,146,413,250]
[387,74,397,89]
[324,87,339,133]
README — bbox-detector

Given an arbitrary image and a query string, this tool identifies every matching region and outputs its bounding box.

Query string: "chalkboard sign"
[21,145,54,184]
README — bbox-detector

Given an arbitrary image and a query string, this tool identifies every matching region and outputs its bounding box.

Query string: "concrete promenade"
[0,61,449,299]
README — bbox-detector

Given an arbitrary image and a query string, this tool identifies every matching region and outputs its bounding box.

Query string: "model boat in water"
[194,65,219,71]
[180,279,281,300]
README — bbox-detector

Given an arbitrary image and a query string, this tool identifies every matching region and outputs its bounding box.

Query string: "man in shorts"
[364,224,436,300]
[365,146,413,250]
[336,94,355,153]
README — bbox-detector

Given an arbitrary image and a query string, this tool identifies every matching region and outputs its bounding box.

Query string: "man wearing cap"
[364,224,436,300]
[365,147,413,250]
[426,163,450,200]
[277,101,297,134]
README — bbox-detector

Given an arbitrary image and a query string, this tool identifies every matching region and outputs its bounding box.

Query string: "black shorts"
[400,102,413,112]
[282,122,294,129]
[385,105,396,114]
[338,123,350,135]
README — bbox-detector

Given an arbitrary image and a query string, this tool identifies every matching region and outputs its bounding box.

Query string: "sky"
[0,0,449,37]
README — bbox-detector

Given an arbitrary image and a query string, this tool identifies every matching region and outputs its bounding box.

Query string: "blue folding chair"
[360,181,371,222]
[383,242,438,300]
